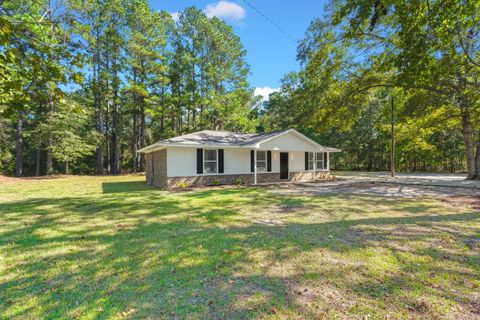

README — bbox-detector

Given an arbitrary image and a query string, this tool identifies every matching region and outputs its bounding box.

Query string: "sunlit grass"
[1,175,479,319]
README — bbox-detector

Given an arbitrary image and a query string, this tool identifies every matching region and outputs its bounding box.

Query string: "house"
[137,129,340,189]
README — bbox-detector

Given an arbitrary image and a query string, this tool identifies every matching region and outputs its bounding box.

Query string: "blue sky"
[148,0,327,100]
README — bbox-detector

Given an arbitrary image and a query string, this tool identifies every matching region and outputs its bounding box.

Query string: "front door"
[280,152,289,179]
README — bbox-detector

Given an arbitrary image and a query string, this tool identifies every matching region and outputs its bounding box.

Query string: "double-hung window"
[256,151,267,172]
[316,152,324,170]
[203,149,218,173]
[307,152,324,170]
[308,152,315,170]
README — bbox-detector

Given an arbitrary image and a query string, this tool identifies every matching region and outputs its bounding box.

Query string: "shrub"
[176,182,187,189]
[235,178,243,185]
[212,179,221,186]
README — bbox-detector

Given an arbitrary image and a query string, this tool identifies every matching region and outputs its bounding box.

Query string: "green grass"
[1,175,479,319]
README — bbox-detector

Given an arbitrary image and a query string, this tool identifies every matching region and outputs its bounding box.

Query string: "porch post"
[327,152,330,170]
[313,151,316,181]
[254,149,257,185]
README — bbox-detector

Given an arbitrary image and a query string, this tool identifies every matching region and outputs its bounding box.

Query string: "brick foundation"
[145,149,168,188]
[290,171,330,181]
[167,172,282,188]
[166,171,330,189]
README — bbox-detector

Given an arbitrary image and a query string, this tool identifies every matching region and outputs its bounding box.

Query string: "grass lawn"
[1,175,479,319]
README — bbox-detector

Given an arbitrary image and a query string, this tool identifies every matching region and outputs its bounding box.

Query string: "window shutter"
[267,150,272,172]
[250,150,254,172]
[218,149,224,173]
[324,152,328,169]
[305,152,308,170]
[197,149,203,174]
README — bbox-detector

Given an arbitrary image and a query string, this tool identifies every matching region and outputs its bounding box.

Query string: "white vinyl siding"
[167,147,196,177]
[167,147,273,177]
[258,132,319,152]
[224,148,251,174]
[166,146,326,178]
[289,151,305,172]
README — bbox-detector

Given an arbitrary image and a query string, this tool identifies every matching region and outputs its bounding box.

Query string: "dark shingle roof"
[138,129,341,153]
[158,129,290,146]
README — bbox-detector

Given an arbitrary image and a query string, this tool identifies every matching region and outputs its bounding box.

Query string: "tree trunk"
[94,27,104,175]
[475,134,480,179]
[390,96,396,178]
[105,50,111,174]
[35,147,41,176]
[461,110,477,179]
[113,100,120,174]
[65,161,69,174]
[45,0,54,175]
[46,95,54,174]
[105,100,111,174]
[15,111,24,177]
[139,104,145,172]
[132,112,137,173]
[96,97,104,175]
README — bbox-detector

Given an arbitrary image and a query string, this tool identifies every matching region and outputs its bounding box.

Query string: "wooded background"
[1,0,479,178]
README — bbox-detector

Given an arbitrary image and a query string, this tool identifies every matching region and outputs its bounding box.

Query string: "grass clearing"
[1,175,479,319]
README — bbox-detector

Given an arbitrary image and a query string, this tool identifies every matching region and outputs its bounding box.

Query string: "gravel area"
[269,181,480,198]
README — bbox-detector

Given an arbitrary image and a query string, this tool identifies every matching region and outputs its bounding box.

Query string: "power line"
[239,0,297,42]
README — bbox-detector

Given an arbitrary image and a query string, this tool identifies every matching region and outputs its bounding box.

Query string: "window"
[308,152,315,170]
[316,152,324,170]
[256,151,266,172]
[204,149,217,173]
[307,152,324,170]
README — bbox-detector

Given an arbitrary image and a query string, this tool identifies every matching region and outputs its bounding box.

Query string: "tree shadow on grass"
[1,189,479,318]
[102,180,156,193]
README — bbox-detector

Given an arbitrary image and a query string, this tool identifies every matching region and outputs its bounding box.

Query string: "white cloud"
[204,1,246,22]
[170,11,180,22]
[254,87,280,102]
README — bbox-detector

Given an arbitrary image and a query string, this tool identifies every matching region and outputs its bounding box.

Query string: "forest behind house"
[1,0,479,178]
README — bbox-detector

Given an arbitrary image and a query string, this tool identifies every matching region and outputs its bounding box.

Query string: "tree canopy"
[1,0,256,176]
[261,0,479,178]
[1,0,479,178]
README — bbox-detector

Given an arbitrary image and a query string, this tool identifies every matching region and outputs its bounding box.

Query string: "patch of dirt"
[256,219,285,226]
[439,195,480,210]
[0,175,67,184]
[465,239,480,250]
[270,203,310,214]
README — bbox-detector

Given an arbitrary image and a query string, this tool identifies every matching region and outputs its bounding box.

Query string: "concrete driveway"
[266,171,480,199]
[332,171,480,189]
[270,181,480,198]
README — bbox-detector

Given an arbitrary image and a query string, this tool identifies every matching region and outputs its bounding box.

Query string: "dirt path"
[0,175,66,184]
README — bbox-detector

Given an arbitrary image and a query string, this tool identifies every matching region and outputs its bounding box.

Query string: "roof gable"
[256,129,324,151]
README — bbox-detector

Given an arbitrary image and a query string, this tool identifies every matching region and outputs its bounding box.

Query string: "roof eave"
[137,144,166,153]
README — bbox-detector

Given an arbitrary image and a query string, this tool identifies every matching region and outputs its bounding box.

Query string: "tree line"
[260,0,479,178]
[2,0,479,178]
[1,0,256,176]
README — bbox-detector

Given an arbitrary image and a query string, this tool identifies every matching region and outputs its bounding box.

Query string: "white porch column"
[313,152,316,181]
[327,152,330,170]
[253,149,257,185]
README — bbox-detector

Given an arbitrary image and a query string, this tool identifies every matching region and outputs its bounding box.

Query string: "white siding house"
[138,129,340,189]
